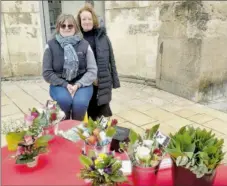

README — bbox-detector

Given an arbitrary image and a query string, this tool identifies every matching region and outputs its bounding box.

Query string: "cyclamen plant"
[15,134,52,164]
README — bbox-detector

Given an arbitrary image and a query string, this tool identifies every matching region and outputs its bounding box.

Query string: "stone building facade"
[2,1,227,103]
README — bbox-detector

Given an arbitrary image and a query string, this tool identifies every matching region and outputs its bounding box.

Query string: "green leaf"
[184,143,195,153]
[106,127,116,137]
[79,155,93,168]
[110,175,127,182]
[35,135,53,147]
[129,129,138,144]
[88,150,96,158]
[148,124,160,139]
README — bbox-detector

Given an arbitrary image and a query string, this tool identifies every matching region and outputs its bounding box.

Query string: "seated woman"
[42,14,97,121]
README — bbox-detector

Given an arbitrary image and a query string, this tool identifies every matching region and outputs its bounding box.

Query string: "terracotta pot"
[132,165,159,186]
[27,156,39,168]
[172,163,216,186]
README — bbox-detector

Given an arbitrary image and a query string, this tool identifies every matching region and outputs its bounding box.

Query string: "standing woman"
[77,6,120,120]
[42,14,97,121]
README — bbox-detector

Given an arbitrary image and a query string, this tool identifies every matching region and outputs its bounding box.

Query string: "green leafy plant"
[120,124,167,168]
[76,117,118,147]
[166,125,225,178]
[78,151,127,186]
[15,134,53,164]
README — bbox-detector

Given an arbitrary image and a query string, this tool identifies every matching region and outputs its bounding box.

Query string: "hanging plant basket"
[172,163,216,186]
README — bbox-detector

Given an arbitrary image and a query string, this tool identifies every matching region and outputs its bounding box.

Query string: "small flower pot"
[83,142,109,155]
[132,165,159,186]
[42,125,56,141]
[172,163,216,186]
[26,156,39,168]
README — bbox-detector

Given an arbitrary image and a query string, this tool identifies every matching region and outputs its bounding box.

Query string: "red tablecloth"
[1,120,131,186]
[2,120,227,186]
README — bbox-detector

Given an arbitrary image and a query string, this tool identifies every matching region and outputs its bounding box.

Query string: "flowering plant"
[15,134,52,164]
[78,151,127,186]
[28,100,65,129]
[1,118,27,135]
[76,117,118,147]
[120,124,166,168]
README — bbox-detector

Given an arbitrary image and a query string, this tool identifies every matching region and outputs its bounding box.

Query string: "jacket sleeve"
[42,44,68,87]
[106,36,120,89]
[76,45,98,87]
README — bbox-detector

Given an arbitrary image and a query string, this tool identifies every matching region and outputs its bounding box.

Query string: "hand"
[93,79,98,86]
[71,84,79,97]
[67,84,74,95]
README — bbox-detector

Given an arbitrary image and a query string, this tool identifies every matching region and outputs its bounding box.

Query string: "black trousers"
[87,85,112,120]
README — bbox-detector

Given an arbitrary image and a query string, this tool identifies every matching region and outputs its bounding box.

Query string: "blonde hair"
[77,6,99,31]
[55,13,81,35]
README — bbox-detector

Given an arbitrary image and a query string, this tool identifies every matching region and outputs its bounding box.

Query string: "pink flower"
[16,146,24,156]
[24,135,34,145]
[31,112,39,119]
[111,119,118,126]
[24,114,35,126]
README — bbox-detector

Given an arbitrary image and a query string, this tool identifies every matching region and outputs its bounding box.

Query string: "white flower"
[98,169,104,175]
[135,146,151,160]
[143,140,154,148]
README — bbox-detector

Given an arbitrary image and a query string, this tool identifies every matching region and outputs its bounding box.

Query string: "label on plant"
[99,131,107,141]
[99,116,108,128]
[154,131,170,147]
[159,158,172,170]
[121,160,132,175]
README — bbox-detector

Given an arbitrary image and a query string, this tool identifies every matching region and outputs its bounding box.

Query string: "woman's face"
[59,19,76,37]
[80,11,93,32]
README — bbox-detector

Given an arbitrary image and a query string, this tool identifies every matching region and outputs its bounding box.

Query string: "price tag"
[99,116,108,128]
[154,131,170,147]
[120,160,132,176]
[159,157,172,170]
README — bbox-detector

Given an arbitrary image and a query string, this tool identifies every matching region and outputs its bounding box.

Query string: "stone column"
[1,1,45,77]
[156,1,227,102]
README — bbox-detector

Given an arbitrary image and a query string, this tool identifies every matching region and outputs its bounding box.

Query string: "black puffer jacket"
[93,27,120,106]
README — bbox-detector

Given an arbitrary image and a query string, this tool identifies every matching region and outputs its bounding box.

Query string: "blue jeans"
[49,85,93,121]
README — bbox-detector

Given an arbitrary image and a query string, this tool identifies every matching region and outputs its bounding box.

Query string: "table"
[2,120,227,186]
[1,120,130,186]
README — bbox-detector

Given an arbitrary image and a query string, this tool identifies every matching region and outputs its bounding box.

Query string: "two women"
[43,8,120,121]
[42,14,97,121]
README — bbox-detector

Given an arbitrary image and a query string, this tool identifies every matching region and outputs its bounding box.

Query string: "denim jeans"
[49,85,93,121]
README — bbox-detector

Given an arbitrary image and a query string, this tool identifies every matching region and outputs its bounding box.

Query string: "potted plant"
[76,116,117,155]
[166,125,225,186]
[29,100,65,139]
[1,119,27,151]
[14,134,52,168]
[120,124,169,186]
[78,151,127,186]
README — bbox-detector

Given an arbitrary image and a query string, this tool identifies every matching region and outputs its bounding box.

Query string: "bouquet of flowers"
[76,116,118,147]
[78,151,127,186]
[14,134,52,167]
[120,124,169,168]
[27,100,65,129]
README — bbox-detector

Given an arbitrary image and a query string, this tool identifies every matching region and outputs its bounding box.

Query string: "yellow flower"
[95,159,100,165]
[98,153,107,160]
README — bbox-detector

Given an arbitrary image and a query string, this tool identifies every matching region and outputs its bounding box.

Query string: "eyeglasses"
[60,24,74,30]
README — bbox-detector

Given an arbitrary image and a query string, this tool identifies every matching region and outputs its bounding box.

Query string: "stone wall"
[156,1,227,102]
[1,1,44,77]
[105,1,161,81]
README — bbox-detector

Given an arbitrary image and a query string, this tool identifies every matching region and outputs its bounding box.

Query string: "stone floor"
[1,79,227,163]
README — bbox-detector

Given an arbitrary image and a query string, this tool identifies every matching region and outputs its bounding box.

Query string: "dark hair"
[77,6,99,31]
